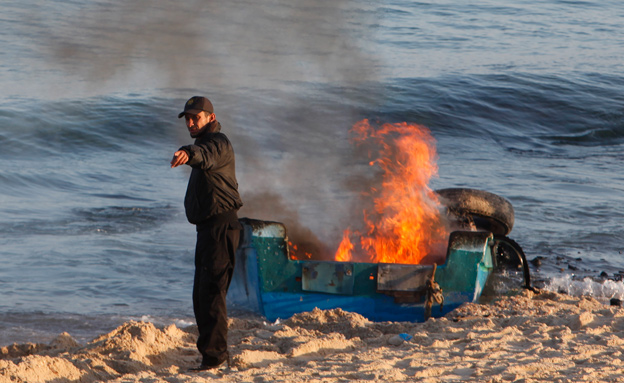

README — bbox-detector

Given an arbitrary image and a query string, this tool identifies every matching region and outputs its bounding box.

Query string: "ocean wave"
[0,204,176,236]
[377,72,624,151]
[0,95,177,158]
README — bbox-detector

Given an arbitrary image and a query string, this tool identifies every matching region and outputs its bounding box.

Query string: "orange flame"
[289,241,313,260]
[335,120,448,265]
[334,229,354,262]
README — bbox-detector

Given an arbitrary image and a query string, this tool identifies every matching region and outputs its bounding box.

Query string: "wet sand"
[2,290,623,382]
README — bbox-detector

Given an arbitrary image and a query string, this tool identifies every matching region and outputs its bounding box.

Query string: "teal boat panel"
[436,231,494,302]
[302,262,355,295]
[377,264,434,292]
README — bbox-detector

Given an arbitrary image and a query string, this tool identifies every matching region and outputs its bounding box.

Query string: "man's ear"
[208,113,216,122]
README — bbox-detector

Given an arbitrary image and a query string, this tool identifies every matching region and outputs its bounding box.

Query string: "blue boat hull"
[228,218,495,322]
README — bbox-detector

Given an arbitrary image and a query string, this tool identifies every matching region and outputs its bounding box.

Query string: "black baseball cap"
[178,96,214,118]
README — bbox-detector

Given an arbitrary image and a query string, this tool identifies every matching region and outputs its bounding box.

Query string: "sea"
[1,0,623,345]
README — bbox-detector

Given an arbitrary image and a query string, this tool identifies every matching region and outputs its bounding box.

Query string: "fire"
[334,229,354,262]
[335,120,448,265]
[289,241,313,260]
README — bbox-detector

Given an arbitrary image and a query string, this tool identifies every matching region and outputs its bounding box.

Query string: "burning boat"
[228,121,529,321]
[228,188,530,322]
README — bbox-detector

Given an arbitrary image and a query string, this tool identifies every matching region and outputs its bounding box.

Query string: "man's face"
[184,111,213,138]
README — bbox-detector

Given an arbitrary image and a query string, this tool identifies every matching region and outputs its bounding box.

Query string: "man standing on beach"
[170,96,243,371]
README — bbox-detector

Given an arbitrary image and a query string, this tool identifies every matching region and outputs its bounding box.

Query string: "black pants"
[193,220,240,366]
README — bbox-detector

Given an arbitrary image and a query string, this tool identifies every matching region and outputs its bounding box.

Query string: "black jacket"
[180,121,243,225]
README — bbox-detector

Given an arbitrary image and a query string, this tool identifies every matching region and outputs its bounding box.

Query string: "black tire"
[435,188,515,236]
[493,235,531,289]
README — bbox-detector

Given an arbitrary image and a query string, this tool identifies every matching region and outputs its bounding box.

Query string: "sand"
[2,290,624,383]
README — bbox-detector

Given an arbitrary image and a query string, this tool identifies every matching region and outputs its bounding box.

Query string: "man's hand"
[171,150,189,168]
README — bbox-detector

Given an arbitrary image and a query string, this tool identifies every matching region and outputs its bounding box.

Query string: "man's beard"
[190,126,207,138]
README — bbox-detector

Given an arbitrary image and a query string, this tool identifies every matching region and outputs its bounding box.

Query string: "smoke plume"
[32,0,385,256]
[37,0,380,90]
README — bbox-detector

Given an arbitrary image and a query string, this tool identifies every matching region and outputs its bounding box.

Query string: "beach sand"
[1,290,624,382]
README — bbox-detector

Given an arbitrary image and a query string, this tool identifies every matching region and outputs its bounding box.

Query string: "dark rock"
[610,298,622,307]
[530,257,542,267]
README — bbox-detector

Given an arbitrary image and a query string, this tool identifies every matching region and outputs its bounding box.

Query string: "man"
[170,96,243,371]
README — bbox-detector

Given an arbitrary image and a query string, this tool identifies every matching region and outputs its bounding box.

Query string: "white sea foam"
[544,274,624,302]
